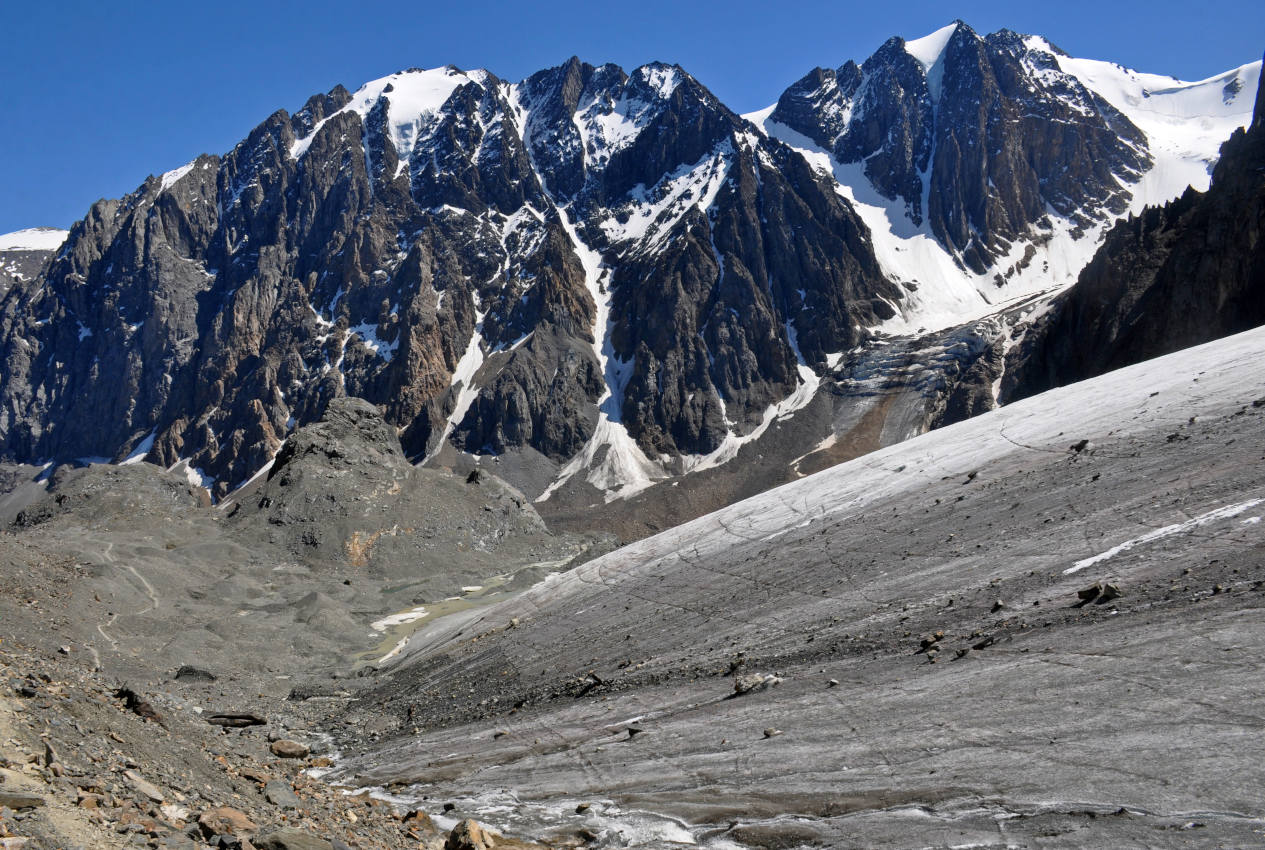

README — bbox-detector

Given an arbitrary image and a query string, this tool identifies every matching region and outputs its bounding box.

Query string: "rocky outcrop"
[0,252,49,298]
[1004,56,1265,400]
[228,397,561,589]
[769,22,1149,272]
[601,100,895,456]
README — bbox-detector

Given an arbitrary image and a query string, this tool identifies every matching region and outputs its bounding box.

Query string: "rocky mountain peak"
[764,22,1152,273]
[898,19,973,81]
[0,228,68,296]
[0,49,898,502]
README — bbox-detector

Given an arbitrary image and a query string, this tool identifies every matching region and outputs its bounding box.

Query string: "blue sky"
[2,0,1262,234]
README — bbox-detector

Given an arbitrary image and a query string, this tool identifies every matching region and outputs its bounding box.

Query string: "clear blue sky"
[2,0,1262,234]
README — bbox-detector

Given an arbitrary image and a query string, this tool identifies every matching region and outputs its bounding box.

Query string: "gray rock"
[123,769,164,802]
[0,791,43,809]
[252,828,334,850]
[205,713,266,728]
[157,836,198,850]
[732,672,781,695]
[263,780,301,810]
[173,666,216,682]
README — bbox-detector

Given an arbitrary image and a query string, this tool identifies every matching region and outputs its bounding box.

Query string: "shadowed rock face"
[1004,56,1265,401]
[0,252,53,297]
[0,60,894,494]
[770,22,1149,272]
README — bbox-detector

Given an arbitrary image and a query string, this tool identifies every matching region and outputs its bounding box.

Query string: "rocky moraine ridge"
[0,396,608,849]
[0,23,1259,523]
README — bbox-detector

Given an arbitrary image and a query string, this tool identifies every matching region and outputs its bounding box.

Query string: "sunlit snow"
[1029,37,1261,214]
[0,228,69,252]
[1065,498,1265,574]
[160,160,197,191]
[290,67,483,163]
[120,431,156,465]
[904,22,959,101]
[347,321,399,361]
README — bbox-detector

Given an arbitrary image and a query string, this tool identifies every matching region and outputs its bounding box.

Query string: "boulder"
[0,792,43,810]
[198,806,257,838]
[445,820,496,850]
[253,828,334,850]
[269,740,310,759]
[264,780,301,809]
[124,769,165,802]
[732,672,781,695]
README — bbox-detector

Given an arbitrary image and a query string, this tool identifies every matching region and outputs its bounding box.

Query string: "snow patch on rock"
[291,66,482,163]
[904,22,961,101]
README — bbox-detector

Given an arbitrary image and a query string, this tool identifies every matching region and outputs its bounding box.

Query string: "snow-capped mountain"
[0,59,895,501]
[747,21,1260,334]
[1003,54,1265,401]
[0,228,69,252]
[0,26,1258,521]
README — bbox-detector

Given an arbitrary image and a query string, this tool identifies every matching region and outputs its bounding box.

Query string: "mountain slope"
[749,23,1260,335]
[764,23,1148,271]
[0,395,599,684]
[1003,53,1265,400]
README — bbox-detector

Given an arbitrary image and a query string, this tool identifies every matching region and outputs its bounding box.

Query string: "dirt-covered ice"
[336,326,1265,848]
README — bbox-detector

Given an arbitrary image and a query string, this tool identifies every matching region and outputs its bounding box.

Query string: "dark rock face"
[601,105,894,456]
[931,342,1005,427]
[0,60,895,495]
[0,246,57,297]
[453,328,604,459]
[769,22,1149,272]
[1004,57,1265,401]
